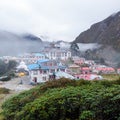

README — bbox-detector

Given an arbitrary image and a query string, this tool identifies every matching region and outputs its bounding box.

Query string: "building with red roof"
[80,67,91,74]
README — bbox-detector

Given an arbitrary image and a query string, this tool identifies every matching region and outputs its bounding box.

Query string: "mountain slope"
[0,31,43,56]
[74,11,120,50]
[72,11,120,67]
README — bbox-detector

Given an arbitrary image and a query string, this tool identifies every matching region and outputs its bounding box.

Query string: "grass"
[0,88,10,94]
[101,74,120,80]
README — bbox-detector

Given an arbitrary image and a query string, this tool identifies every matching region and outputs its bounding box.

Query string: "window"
[43,70,47,74]
[65,53,67,56]
[39,70,42,74]
[68,52,71,57]
[51,69,55,73]
[44,63,47,66]
[33,71,38,75]
[43,77,47,81]
[53,62,57,66]
[61,69,65,72]
[54,52,56,57]
[33,77,37,83]
[49,62,52,66]
[51,52,52,57]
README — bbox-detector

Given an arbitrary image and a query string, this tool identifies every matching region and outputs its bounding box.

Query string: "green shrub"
[79,110,94,120]
[40,78,76,91]
[76,79,91,86]
[111,78,120,84]
[2,79,120,120]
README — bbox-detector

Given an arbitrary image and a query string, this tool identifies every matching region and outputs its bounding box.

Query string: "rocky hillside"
[0,31,43,56]
[72,11,120,67]
[74,11,120,50]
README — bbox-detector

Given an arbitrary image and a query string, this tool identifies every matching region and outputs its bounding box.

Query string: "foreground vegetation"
[1,78,120,120]
[0,88,10,120]
[102,74,120,80]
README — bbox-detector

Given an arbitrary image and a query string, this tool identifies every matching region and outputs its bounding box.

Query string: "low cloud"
[0,0,120,41]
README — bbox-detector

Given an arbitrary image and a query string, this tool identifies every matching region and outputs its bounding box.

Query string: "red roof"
[96,67,115,71]
[81,67,91,70]
[74,74,91,80]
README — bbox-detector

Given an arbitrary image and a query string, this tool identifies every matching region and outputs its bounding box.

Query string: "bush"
[40,78,76,91]
[111,77,120,84]
[79,110,94,120]
[76,79,91,86]
[2,79,120,120]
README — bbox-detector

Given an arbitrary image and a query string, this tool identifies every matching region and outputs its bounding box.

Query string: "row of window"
[32,69,65,75]
[20,56,45,59]
[42,62,57,66]
[46,53,71,57]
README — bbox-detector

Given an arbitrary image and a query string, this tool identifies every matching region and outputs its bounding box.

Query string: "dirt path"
[0,76,34,92]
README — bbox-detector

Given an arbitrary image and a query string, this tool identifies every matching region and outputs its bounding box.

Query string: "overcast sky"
[0,0,120,41]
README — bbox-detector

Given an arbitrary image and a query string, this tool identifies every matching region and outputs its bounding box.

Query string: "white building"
[28,59,67,83]
[17,53,46,64]
[42,48,71,60]
[1,53,46,65]
[16,61,28,71]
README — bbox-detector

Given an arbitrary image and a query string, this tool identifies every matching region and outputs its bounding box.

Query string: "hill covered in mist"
[73,12,120,49]
[0,31,44,56]
[72,11,120,67]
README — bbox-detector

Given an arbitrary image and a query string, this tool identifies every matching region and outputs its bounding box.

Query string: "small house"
[28,59,67,83]
[80,67,91,74]
[73,58,85,65]
[95,67,115,74]
[68,64,80,74]
[74,74,102,80]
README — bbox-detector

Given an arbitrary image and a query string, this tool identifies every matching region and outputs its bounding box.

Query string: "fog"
[77,43,101,52]
[0,0,120,41]
[0,31,45,56]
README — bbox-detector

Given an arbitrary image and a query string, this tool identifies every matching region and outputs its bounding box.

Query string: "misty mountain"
[0,31,44,56]
[72,11,120,67]
[54,40,71,49]
[22,34,42,41]
[73,11,120,50]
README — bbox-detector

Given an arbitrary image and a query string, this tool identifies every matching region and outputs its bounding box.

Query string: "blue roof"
[37,59,50,63]
[58,65,67,69]
[28,59,66,70]
[34,53,45,57]
[27,64,40,70]
[40,66,49,70]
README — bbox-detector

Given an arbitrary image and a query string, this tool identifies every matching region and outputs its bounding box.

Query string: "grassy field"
[102,74,120,80]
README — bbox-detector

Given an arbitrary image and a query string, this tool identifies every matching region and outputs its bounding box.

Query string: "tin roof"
[27,64,40,70]
[34,53,45,57]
